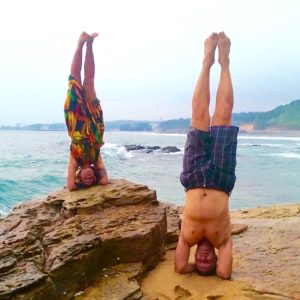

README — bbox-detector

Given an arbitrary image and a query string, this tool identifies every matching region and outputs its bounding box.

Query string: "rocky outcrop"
[160,146,181,153]
[2,181,300,300]
[0,179,167,299]
[123,145,181,153]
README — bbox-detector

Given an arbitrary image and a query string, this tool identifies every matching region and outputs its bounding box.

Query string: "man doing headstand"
[64,32,109,190]
[175,32,238,279]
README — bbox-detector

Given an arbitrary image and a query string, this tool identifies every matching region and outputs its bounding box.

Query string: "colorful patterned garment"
[64,75,104,166]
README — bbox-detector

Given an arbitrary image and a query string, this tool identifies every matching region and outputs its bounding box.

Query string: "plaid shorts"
[180,126,239,195]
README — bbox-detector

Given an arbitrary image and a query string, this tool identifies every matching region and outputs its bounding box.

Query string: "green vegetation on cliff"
[254,100,300,130]
[156,99,300,132]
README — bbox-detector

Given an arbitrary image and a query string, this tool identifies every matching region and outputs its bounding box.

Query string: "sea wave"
[0,179,16,193]
[0,175,66,216]
[265,152,300,159]
[238,136,300,141]
[0,204,9,217]
[117,147,134,160]
[102,143,184,159]
[1,130,300,215]
[102,143,133,160]
[238,143,290,148]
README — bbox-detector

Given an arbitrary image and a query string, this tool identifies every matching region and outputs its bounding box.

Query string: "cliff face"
[1,181,300,300]
[0,179,167,299]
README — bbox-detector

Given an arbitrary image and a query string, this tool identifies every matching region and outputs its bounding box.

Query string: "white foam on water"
[266,152,300,159]
[238,136,300,141]
[102,143,134,160]
[238,143,284,148]
[117,146,133,160]
[0,205,9,217]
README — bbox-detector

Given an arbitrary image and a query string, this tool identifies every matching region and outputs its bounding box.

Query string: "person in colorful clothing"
[64,32,109,190]
[175,32,238,279]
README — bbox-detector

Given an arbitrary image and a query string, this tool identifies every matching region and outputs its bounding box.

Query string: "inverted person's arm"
[67,156,78,190]
[216,236,232,279]
[95,152,109,185]
[175,234,195,274]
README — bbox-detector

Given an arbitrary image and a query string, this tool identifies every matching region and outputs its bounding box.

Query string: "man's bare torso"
[181,188,231,248]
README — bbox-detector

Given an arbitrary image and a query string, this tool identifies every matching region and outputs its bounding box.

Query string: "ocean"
[0,130,300,216]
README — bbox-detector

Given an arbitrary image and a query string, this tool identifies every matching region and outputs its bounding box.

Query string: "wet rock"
[161,146,181,153]
[124,145,145,151]
[145,146,160,151]
[123,144,182,154]
[124,145,162,152]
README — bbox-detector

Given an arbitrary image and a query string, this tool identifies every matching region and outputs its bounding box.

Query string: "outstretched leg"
[70,32,90,84]
[212,32,233,126]
[83,33,99,102]
[191,33,218,132]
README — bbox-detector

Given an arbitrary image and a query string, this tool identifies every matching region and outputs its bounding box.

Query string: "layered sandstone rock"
[0,179,167,299]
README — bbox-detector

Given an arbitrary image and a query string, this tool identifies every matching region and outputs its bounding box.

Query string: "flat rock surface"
[75,263,143,300]
[231,204,300,299]
[141,204,300,300]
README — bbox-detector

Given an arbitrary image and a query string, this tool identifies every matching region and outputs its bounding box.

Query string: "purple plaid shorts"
[180,126,239,195]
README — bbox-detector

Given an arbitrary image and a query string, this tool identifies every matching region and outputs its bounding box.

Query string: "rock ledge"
[0,179,167,299]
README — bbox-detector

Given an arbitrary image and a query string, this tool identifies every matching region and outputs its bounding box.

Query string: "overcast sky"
[1,0,300,125]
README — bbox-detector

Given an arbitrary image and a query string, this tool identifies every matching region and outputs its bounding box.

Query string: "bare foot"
[203,32,218,68]
[78,31,90,45]
[87,33,99,46]
[218,32,231,67]
[90,33,99,39]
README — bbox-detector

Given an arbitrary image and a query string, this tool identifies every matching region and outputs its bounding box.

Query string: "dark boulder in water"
[124,144,145,151]
[146,146,161,151]
[123,144,181,153]
[161,146,181,153]
[124,145,161,153]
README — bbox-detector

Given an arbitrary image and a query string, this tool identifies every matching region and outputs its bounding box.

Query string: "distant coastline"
[1,99,300,133]
[1,123,300,135]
